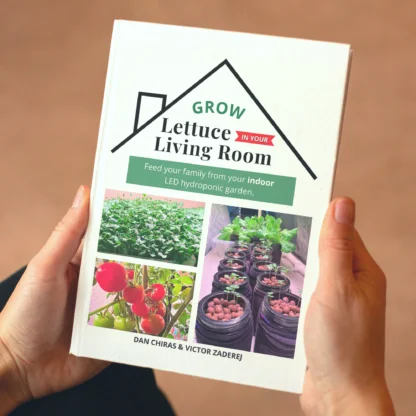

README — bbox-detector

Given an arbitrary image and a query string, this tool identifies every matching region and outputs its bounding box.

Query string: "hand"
[0,186,108,414]
[301,198,395,415]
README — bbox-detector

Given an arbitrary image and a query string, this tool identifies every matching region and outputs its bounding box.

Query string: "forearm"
[0,337,29,415]
[321,382,395,416]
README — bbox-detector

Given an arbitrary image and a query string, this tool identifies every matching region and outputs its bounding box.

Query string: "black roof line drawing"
[133,92,167,133]
[111,59,317,180]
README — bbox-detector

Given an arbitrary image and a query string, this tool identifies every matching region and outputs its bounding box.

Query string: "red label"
[235,131,274,146]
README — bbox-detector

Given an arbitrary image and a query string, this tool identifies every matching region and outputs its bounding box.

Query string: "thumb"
[318,197,356,286]
[31,185,90,276]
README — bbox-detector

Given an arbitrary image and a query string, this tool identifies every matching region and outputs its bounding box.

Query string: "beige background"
[1,1,415,414]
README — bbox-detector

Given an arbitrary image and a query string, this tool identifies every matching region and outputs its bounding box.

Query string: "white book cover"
[70,20,351,393]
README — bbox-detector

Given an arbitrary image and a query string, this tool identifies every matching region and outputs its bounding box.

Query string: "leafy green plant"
[235,242,249,248]
[266,264,290,274]
[98,196,204,265]
[224,284,241,303]
[218,217,246,241]
[228,272,245,283]
[262,216,297,253]
[219,214,297,253]
[243,216,265,241]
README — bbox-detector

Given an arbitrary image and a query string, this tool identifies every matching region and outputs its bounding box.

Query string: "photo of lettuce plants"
[97,190,205,266]
[88,259,195,340]
[196,204,311,358]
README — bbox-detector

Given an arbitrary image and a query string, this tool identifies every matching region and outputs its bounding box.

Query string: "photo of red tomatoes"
[88,259,195,340]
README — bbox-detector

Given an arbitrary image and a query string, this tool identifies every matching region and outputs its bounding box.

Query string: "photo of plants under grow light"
[88,259,195,340]
[98,190,205,266]
[196,204,311,358]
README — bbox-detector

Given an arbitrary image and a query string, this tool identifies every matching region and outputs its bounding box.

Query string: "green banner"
[126,157,296,206]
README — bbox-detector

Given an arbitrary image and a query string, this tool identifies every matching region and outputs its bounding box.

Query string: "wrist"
[323,380,395,416]
[0,336,31,414]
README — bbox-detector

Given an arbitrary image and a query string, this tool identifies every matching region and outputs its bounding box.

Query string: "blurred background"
[1,1,415,414]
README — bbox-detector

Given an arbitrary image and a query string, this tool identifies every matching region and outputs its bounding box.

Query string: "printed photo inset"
[195,204,312,359]
[97,189,205,267]
[88,258,195,340]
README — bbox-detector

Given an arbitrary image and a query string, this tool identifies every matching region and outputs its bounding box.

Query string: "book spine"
[329,49,353,201]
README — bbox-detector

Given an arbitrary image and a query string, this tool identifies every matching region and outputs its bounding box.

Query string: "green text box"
[126,157,296,206]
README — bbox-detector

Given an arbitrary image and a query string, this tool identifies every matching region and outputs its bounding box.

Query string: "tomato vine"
[90,261,194,340]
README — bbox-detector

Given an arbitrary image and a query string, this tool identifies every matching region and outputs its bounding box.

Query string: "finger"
[318,197,356,284]
[353,230,386,289]
[71,240,84,267]
[31,186,90,276]
[352,229,378,274]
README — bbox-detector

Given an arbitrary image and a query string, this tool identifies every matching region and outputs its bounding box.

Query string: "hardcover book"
[70,20,352,393]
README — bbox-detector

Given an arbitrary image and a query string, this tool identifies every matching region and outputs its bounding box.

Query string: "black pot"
[271,244,282,265]
[254,292,302,359]
[232,243,250,259]
[218,258,246,273]
[248,260,277,289]
[248,241,260,253]
[250,251,272,266]
[250,237,261,244]
[195,292,254,351]
[252,244,270,254]
[212,270,252,301]
[225,249,247,261]
[233,244,251,268]
[252,273,291,332]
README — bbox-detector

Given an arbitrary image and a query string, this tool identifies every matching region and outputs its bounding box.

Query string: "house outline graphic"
[111,59,317,180]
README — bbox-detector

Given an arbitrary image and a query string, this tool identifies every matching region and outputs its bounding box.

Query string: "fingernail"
[72,185,84,208]
[334,198,355,225]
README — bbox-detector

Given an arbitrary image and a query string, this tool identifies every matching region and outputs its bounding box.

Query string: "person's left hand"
[0,186,108,414]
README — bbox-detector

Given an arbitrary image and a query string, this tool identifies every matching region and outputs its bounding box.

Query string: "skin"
[0,189,395,415]
[301,197,395,415]
[0,186,108,414]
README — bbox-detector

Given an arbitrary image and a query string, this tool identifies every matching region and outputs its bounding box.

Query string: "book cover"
[70,20,351,393]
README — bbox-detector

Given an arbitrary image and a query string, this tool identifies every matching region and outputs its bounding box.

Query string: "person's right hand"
[301,197,395,415]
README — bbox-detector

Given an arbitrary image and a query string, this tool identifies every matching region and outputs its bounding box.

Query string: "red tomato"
[149,284,166,302]
[123,285,144,304]
[95,262,127,292]
[127,270,135,280]
[141,314,165,335]
[154,302,166,317]
[132,301,150,318]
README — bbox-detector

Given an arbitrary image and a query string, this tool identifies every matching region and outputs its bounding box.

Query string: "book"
[70,20,352,393]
